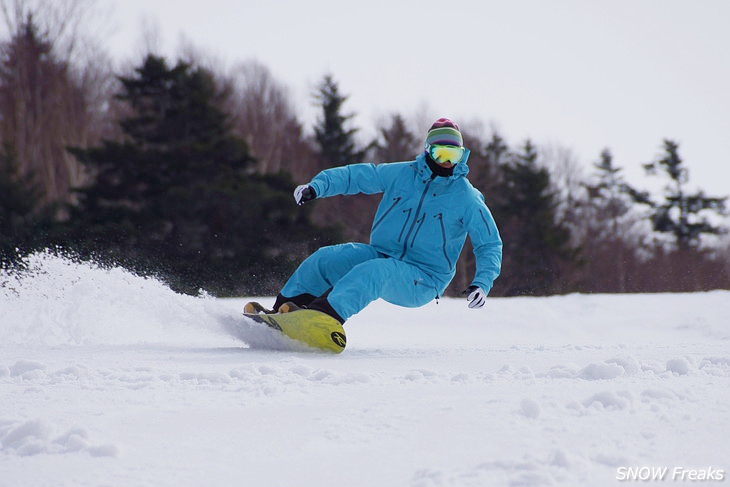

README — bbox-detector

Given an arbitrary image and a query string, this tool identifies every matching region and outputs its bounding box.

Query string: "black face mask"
[425,152,455,178]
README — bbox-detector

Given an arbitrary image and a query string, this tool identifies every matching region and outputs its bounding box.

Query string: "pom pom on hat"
[425,118,463,147]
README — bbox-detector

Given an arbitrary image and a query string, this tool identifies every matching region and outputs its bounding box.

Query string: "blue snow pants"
[280,243,440,321]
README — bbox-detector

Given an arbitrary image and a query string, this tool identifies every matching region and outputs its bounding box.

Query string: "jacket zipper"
[409,214,426,247]
[399,177,433,259]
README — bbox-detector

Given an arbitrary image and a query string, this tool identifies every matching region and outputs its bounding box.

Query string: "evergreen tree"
[584,149,635,238]
[65,55,331,295]
[629,139,727,251]
[484,133,509,167]
[306,74,371,243]
[472,131,508,197]
[371,113,418,162]
[581,149,640,292]
[492,140,577,296]
[312,74,365,165]
[0,142,50,263]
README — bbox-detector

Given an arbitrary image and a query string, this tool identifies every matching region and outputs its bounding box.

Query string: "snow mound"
[0,418,118,457]
[1,251,257,349]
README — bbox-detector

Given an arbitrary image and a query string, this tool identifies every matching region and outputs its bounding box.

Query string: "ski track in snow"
[1,251,729,486]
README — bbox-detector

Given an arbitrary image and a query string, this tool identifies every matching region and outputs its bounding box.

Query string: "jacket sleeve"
[466,190,503,294]
[307,163,386,198]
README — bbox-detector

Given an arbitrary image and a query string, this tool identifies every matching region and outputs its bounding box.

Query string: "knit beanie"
[425,118,463,147]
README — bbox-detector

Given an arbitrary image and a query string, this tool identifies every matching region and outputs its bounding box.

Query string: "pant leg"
[280,242,381,299]
[327,257,439,321]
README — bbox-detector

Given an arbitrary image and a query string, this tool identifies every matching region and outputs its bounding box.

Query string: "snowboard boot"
[256,292,344,323]
[244,299,306,315]
[243,302,276,315]
[272,293,317,313]
[307,295,345,325]
[277,301,302,313]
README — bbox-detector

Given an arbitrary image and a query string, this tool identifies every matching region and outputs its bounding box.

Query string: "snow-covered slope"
[1,252,728,486]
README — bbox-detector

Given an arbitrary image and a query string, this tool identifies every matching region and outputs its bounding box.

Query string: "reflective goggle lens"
[429,144,465,164]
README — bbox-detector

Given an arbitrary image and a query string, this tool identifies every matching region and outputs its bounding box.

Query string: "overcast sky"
[100,0,730,198]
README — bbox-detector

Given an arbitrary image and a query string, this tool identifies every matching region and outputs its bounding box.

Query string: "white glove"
[293,185,316,205]
[464,285,486,309]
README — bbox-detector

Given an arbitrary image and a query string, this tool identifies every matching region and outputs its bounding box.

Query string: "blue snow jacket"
[307,151,502,296]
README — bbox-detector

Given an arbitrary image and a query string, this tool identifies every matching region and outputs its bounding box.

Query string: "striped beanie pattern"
[425,118,463,147]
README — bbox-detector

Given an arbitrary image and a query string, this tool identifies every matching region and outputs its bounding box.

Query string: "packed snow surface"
[1,252,728,486]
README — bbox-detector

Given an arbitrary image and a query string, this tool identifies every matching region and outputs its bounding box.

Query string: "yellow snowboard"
[243,307,346,354]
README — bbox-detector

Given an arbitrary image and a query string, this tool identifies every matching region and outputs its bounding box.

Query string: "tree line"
[1,4,728,297]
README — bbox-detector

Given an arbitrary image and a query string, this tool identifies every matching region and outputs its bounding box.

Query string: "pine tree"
[306,74,371,243]
[582,149,640,292]
[65,55,331,295]
[585,149,635,238]
[0,142,49,263]
[630,139,727,251]
[312,74,365,165]
[371,114,418,162]
[493,140,578,295]
[472,131,508,197]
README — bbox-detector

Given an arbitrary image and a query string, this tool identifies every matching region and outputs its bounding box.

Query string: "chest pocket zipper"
[435,213,452,268]
[398,208,412,241]
[372,196,402,231]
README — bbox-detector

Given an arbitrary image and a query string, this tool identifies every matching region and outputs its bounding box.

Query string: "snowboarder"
[245,118,502,329]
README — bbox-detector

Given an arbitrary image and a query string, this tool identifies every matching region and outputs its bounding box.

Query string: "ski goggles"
[428,144,465,165]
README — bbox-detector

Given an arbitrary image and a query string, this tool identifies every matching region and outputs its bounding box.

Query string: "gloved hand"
[463,285,486,309]
[293,185,316,205]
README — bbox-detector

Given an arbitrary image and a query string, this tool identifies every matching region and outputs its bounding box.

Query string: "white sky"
[98,0,730,198]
